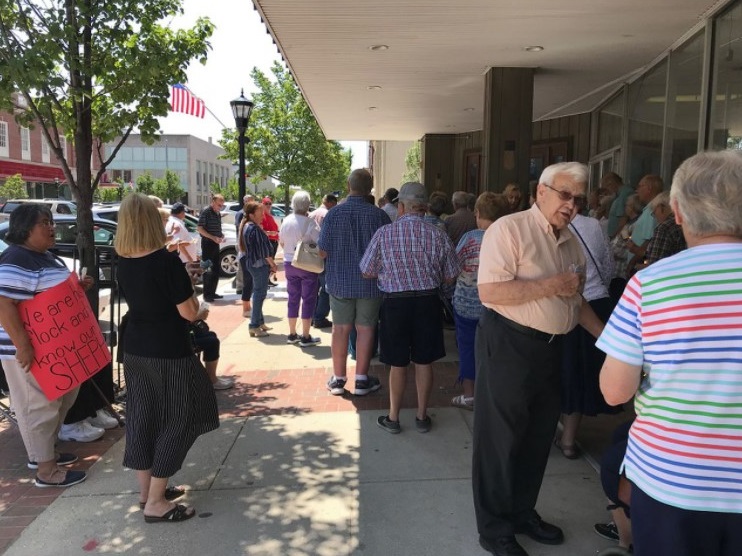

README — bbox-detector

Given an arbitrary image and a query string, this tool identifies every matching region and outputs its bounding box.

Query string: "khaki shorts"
[329,295,382,327]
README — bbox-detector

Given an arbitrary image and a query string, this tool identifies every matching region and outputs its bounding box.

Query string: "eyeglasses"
[35,219,54,228]
[543,184,586,205]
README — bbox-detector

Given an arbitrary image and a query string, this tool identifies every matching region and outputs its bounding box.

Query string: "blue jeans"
[313,271,330,321]
[248,264,270,329]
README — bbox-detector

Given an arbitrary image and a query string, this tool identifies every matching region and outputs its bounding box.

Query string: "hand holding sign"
[18,273,111,400]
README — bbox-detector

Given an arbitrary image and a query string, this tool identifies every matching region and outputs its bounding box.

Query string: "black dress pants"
[201,239,221,298]
[472,309,563,540]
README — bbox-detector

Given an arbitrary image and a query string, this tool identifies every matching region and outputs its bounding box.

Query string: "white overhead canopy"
[252,0,725,141]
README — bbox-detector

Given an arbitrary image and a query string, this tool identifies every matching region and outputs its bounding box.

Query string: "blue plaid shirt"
[318,195,391,298]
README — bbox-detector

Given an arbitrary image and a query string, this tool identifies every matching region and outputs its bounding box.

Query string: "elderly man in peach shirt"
[472,162,604,556]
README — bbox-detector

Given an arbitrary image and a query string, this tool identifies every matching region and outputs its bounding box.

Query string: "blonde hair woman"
[115,193,219,523]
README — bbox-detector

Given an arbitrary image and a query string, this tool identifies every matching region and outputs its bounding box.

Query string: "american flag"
[169,84,205,118]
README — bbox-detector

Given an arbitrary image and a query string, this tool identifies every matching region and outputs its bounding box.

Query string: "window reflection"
[711,3,742,150]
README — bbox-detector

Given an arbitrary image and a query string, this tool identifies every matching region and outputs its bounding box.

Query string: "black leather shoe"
[514,513,564,545]
[479,536,528,556]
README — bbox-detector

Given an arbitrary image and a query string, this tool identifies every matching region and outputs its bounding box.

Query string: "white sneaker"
[87,409,119,430]
[58,421,105,442]
[213,376,234,390]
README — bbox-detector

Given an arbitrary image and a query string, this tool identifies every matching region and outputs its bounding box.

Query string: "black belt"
[383,289,438,299]
[489,309,561,343]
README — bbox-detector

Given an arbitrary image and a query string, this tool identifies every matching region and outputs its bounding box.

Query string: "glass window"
[666,31,704,178]
[597,91,625,154]
[58,136,67,162]
[626,59,668,187]
[20,127,31,160]
[0,121,8,157]
[41,135,50,163]
[710,2,742,150]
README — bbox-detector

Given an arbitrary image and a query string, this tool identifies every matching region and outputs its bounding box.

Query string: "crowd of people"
[0,150,740,553]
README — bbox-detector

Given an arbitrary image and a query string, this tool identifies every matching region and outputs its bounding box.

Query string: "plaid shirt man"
[644,218,686,264]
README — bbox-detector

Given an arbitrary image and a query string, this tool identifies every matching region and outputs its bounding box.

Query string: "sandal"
[139,486,186,509]
[555,440,580,460]
[144,503,195,523]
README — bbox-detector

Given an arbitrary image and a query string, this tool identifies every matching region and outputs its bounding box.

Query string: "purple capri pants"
[284,261,320,319]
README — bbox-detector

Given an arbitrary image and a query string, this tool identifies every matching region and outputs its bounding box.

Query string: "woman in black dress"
[115,194,218,523]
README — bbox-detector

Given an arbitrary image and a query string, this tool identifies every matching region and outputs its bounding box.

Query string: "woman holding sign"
[115,194,218,524]
[0,204,93,488]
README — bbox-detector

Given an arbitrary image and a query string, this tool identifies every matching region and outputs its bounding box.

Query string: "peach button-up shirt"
[478,203,585,334]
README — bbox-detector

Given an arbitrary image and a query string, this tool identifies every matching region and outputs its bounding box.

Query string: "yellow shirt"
[478,203,584,334]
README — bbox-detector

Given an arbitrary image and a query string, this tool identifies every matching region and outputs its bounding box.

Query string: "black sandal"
[143,503,195,523]
[139,486,186,509]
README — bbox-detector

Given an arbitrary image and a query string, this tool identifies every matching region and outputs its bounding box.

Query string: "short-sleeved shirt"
[596,244,742,513]
[629,204,657,248]
[644,218,686,264]
[359,213,460,293]
[445,208,477,247]
[318,195,391,298]
[478,203,585,334]
[197,205,223,245]
[569,214,613,301]
[0,245,70,359]
[280,214,320,264]
[117,249,193,359]
[261,212,279,242]
[607,184,634,238]
[166,216,197,263]
[453,229,485,320]
[243,222,273,267]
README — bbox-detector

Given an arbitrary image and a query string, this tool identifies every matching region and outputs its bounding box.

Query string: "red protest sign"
[18,273,111,401]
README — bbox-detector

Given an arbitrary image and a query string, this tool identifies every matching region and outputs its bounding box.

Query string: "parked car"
[221,201,287,228]
[0,199,77,222]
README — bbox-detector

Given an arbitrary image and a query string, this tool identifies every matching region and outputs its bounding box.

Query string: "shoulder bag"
[291,218,324,274]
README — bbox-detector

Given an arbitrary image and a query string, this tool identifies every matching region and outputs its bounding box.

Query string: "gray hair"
[539,162,588,187]
[452,190,469,209]
[291,190,312,214]
[670,151,742,237]
[648,191,670,211]
[400,199,427,214]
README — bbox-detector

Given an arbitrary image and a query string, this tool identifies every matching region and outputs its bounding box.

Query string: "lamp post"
[230,90,254,202]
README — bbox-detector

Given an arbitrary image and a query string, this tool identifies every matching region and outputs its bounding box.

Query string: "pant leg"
[313,271,330,321]
[201,240,221,297]
[284,262,302,318]
[3,358,79,462]
[299,271,319,319]
[472,311,562,539]
[248,265,270,328]
[239,256,254,301]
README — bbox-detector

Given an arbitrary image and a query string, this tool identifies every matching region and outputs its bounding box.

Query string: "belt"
[489,309,561,344]
[383,289,438,299]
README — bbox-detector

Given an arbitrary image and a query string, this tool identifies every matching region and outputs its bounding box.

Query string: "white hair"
[539,162,588,187]
[291,190,312,213]
[670,151,742,237]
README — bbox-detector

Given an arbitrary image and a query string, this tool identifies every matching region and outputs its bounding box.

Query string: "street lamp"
[230,89,254,202]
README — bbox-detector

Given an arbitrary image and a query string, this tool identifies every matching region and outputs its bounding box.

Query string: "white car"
[221,201,286,228]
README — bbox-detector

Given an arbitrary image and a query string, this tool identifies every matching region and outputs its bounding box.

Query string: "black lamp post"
[230,89,254,202]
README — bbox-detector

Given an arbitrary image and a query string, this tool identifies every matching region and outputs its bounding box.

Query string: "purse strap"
[568,222,605,285]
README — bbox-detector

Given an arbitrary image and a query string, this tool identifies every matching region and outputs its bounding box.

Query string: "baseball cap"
[394,182,428,204]
[170,202,186,214]
[262,197,272,205]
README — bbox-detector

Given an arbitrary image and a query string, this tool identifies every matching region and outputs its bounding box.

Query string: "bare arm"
[600,356,642,406]
[578,298,604,338]
[0,295,33,370]
[176,294,200,322]
[196,225,221,243]
[478,272,580,306]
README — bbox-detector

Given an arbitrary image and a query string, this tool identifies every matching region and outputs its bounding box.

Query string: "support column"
[481,68,534,192]
[421,134,456,195]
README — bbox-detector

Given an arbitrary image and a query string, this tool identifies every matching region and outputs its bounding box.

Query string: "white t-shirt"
[166,215,198,263]
[280,214,319,263]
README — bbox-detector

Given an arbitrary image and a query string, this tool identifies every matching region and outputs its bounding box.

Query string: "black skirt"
[122,353,219,478]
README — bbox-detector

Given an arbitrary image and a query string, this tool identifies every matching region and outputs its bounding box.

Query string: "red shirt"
[261,212,279,241]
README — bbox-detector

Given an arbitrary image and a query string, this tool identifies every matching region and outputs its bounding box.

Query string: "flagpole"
[180,84,229,130]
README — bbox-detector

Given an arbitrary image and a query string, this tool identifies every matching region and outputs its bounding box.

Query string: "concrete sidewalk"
[1,278,622,556]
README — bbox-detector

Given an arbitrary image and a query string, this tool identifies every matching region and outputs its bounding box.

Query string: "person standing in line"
[381,188,399,222]
[241,201,278,338]
[602,172,633,239]
[445,190,477,247]
[361,182,460,433]
[625,174,663,274]
[309,194,338,329]
[318,169,390,396]
[166,202,198,264]
[473,162,604,556]
[115,193,219,523]
[233,194,254,294]
[260,197,280,286]
[599,150,742,555]
[196,194,225,302]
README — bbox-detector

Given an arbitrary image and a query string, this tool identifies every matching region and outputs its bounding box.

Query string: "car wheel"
[219,247,239,277]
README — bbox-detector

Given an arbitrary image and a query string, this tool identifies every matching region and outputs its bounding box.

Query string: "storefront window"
[710,2,742,150]
[597,92,624,154]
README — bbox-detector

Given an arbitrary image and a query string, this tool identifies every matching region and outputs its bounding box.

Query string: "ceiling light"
[524,45,544,52]
[368,106,378,111]
[367,85,382,91]
[369,44,389,51]
[463,107,475,112]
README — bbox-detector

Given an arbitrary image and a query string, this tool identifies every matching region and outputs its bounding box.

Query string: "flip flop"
[143,503,195,523]
[139,486,186,509]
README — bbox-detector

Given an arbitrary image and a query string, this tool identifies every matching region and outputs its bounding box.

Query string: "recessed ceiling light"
[367,85,382,91]
[369,44,389,51]
[463,107,475,112]
[368,106,378,111]
[524,45,544,52]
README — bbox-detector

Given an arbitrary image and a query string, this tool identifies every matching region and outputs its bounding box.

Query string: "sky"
[157,0,368,169]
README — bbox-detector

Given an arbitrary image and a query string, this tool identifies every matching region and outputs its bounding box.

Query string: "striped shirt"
[596,243,742,513]
[453,229,485,320]
[197,206,223,242]
[359,213,460,293]
[0,244,70,359]
[243,222,273,267]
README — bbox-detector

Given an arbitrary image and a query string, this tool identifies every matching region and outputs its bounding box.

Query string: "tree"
[0,0,213,309]
[220,62,351,207]
[0,174,28,200]
[210,177,238,202]
[402,141,422,183]
[135,172,155,195]
[153,170,184,203]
